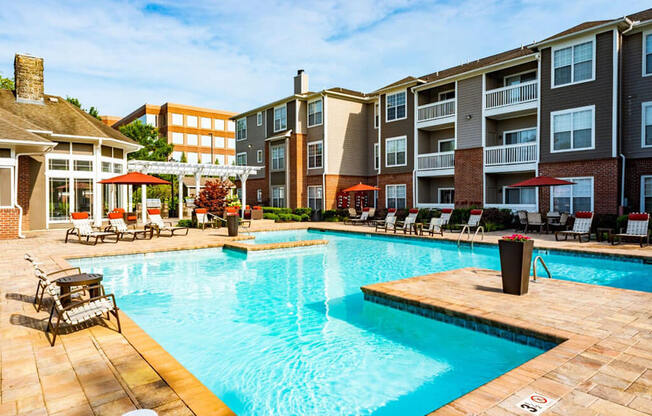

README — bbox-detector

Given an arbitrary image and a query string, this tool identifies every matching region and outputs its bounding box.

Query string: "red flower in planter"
[502,234,530,242]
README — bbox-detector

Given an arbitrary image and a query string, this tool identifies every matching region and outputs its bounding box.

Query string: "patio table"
[56,273,103,307]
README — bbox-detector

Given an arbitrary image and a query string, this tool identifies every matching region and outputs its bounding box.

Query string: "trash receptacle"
[226,214,238,236]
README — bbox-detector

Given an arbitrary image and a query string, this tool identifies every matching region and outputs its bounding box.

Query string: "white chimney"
[294,69,308,94]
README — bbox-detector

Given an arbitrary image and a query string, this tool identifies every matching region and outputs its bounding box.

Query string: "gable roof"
[0,108,52,144]
[0,89,137,146]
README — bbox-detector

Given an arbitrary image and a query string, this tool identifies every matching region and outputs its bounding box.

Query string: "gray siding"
[456,75,483,149]
[380,87,414,173]
[265,100,295,138]
[540,31,614,163]
[235,112,266,179]
[366,101,379,177]
[325,96,369,176]
[622,31,652,159]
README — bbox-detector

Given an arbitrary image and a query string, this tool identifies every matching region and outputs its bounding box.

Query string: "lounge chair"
[25,254,82,312]
[396,209,419,234]
[611,213,650,247]
[375,214,397,232]
[421,211,451,237]
[452,209,483,231]
[146,209,189,237]
[45,282,120,346]
[195,208,211,230]
[348,208,359,219]
[106,213,152,241]
[525,212,546,233]
[548,212,570,233]
[65,212,119,245]
[112,208,138,227]
[372,208,396,227]
[516,210,528,232]
[346,207,370,225]
[555,211,593,243]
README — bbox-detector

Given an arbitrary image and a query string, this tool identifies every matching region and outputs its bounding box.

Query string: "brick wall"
[625,158,652,212]
[288,133,306,209]
[0,208,19,239]
[244,178,268,206]
[454,148,483,207]
[324,174,375,210]
[539,158,618,214]
[377,173,413,209]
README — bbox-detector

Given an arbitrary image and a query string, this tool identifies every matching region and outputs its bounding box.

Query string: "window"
[308,186,322,211]
[227,120,235,132]
[0,167,12,207]
[186,115,198,127]
[271,144,285,171]
[172,151,182,161]
[386,91,406,121]
[373,143,379,170]
[553,39,594,86]
[49,178,69,221]
[642,176,652,212]
[308,99,323,127]
[257,189,262,202]
[201,135,212,147]
[257,112,263,126]
[227,155,235,165]
[236,152,247,166]
[214,119,225,130]
[201,117,211,129]
[374,102,379,128]
[551,106,594,152]
[201,153,211,164]
[644,32,652,76]
[236,118,247,141]
[385,136,407,167]
[551,177,593,213]
[186,153,198,164]
[274,105,287,132]
[186,134,198,146]
[504,128,536,145]
[438,139,455,152]
[215,136,225,148]
[171,113,183,125]
[48,159,69,171]
[439,188,455,204]
[102,162,111,172]
[643,102,652,147]
[113,163,123,174]
[227,138,236,149]
[307,141,323,169]
[257,150,263,163]
[272,186,285,207]
[386,184,406,209]
[172,132,184,144]
[504,187,535,205]
[438,90,455,101]
[74,179,93,214]
[504,71,536,86]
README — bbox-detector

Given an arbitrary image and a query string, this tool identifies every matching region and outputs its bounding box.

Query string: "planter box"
[498,239,533,295]
[226,215,239,236]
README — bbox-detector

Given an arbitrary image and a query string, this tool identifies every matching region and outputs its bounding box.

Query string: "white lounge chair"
[346,209,370,225]
[396,209,419,234]
[65,212,118,245]
[373,209,396,228]
[555,212,593,243]
[375,214,397,232]
[106,213,152,241]
[611,212,650,247]
[146,209,189,237]
[421,210,452,236]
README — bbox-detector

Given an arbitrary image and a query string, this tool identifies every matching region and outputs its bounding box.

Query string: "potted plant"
[498,234,534,295]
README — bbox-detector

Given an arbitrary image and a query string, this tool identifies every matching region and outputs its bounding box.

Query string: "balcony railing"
[485,81,537,109]
[417,99,455,122]
[485,142,537,166]
[417,151,455,170]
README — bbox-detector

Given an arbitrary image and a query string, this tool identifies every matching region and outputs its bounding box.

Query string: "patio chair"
[366,207,376,220]
[516,210,528,232]
[65,213,119,245]
[438,208,453,232]
[45,282,120,346]
[25,254,83,312]
[611,213,650,247]
[112,208,137,228]
[421,216,446,236]
[555,211,593,243]
[348,208,359,219]
[452,209,483,231]
[346,207,370,225]
[106,213,152,241]
[525,212,546,233]
[375,214,397,232]
[548,212,570,233]
[396,209,419,234]
[195,208,211,230]
[251,206,264,220]
[146,209,189,237]
[372,208,396,227]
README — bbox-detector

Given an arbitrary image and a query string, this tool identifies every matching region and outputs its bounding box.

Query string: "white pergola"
[127,160,262,220]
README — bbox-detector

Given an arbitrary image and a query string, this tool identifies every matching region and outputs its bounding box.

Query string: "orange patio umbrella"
[98,172,170,185]
[341,183,380,192]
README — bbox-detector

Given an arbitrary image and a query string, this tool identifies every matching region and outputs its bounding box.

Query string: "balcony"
[484,81,537,118]
[416,151,454,175]
[416,99,455,129]
[484,142,537,171]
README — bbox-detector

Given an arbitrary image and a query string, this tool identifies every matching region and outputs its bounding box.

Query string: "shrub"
[293,207,312,216]
[482,208,514,230]
[177,219,195,228]
[395,208,409,220]
[323,210,338,220]
[277,213,303,222]
[300,214,310,222]
[449,208,470,225]
[263,213,279,221]
[194,179,230,215]
[262,207,292,215]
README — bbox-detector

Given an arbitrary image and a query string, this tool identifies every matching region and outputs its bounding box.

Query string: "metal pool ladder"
[532,256,552,281]
[457,225,484,248]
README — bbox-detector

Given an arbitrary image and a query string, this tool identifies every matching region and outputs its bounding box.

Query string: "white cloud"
[0,0,648,116]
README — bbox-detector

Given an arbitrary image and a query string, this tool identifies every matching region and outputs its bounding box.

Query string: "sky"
[0,0,649,117]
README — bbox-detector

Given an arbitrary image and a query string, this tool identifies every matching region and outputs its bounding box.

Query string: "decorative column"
[240,171,249,217]
[178,174,184,220]
[194,172,201,198]
[128,186,133,211]
[141,184,147,224]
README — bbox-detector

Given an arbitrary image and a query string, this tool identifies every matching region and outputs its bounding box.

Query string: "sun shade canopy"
[98,172,170,185]
[342,183,380,192]
[509,176,575,187]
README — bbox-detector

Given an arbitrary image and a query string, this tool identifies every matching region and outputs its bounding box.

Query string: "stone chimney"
[14,53,44,104]
[293,69,308,94]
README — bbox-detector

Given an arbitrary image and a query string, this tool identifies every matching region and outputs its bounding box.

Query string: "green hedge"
[263,213,279,221]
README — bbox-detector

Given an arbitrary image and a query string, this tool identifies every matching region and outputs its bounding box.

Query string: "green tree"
[66,96,82,108]
[66,97,101,120]
[119,120,173,161]
[0,73,14,90]
[88,106,101,120]
[180,152,187,163]
[214,157,220,165]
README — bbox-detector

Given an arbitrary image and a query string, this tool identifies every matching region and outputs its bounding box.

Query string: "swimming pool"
[69,230,650,415]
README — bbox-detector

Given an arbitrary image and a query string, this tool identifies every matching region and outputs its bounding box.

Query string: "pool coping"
[222,239,328,252]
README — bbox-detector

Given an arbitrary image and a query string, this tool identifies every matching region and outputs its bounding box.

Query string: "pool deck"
[0,221,650,415]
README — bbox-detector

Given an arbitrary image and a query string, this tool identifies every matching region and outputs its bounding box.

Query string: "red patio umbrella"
[508,176,574,188]
[342,183,380,192]
[98,172,170,185]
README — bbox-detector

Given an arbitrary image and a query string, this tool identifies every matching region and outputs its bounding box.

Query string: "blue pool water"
[70,230,650,415]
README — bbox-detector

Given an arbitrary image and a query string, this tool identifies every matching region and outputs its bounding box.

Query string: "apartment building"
[235,8,652,215]
[114,103,237,165]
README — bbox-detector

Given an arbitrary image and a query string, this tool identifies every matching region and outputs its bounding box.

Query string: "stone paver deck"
[0,220,650,415]
[362,268,652,415]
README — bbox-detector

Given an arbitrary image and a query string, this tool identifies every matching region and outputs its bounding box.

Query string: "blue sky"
[0,0,648,116]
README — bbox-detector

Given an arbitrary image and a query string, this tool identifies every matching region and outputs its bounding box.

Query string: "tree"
[66,96,101,120]
[66,96,82,108]
[0,73,14,90]
[214,157,220,165]
[180,152,187,163]
[194,179,230,214]
[88,106,101,120]
[119,120,173,161]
